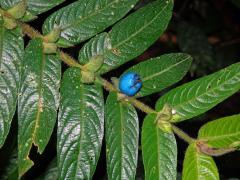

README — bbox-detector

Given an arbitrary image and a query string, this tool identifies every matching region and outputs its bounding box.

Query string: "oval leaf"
[123,53,192,97]
[99,0,174,74]
[156,62,240,122]
[182,143,219,180]
[78,32,111,65]
[105,92,139,180]
[58,68,104,179]
[142,114,177,180]
[43,0,138,47]
[18,39,61,176]
[198,114,240,148]
[0,0,65,20]
[0,24,23,147]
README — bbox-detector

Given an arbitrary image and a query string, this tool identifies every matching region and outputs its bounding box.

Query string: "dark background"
[0,0,240,179]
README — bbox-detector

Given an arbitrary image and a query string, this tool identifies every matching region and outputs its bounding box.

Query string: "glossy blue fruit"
[119,72,142,96]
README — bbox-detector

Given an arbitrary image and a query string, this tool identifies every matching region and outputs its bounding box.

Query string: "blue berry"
[119,72,142,96]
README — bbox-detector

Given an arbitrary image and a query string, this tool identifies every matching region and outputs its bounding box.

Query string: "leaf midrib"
[112,0,171,49]
[173,67,240,113]
[156,127,161,179]
[119,102,124,179]
[62,0,123,31]
[74,82,84,179]
[0,25,4,70]
[200,131,240,142]
[142,56,190,82]
[33,44,46,147]
[194,146,200,180]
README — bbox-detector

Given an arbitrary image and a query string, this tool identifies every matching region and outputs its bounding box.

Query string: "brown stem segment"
[19,22,43,39]
[124,97,157,114]
[196,141,236,156]
[58,51,83,69]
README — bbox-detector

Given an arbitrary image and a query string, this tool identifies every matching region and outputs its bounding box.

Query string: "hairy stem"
[19,22,43,39]
[196,141,236,156]
[171,124,195,144]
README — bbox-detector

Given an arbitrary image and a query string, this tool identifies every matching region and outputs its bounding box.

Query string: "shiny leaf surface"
[99,0,174,74]
[182,143,219,180]
[105,92,139,180]
[18,39,61,176]
[78,32,111,65]
[156,62,240,122]
[124,53,192,97]
[0,23,23,147]
[142,114,177,180]
[0,0,65,19]
[198,114,240,148]
[43,0,138,47]
[58,68,104,179]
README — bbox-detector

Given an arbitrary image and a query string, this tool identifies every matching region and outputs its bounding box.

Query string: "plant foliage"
[0,0,239,179]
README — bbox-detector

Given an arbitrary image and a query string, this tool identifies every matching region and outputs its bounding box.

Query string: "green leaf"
[0,0,65,20]
[182,143,219,180]
[156,62,240,122]
[99,0,174,74]
[105,92,139,180]
[198,114,240,148]
[78,32,111,65]
[123,53,192,97]
[58,68,104,179]
[177,21,215,76]
[43,0,138,47]
[142,114,177,180]
[37,158,58,180]
[0,23,24,147]
[18,38,61,176]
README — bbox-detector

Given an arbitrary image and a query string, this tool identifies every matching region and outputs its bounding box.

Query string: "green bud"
[7,1,27,19]
[81,71,95,84]
[56,38,74,48]
[44,28,61,43]
[83,55,104,72]
[3,16,17,29]
[157,120,172,133]
[155,104,172,123]
[155,104,173,132]
[20,11,38,22]
[43,42,57,54]
[230,141,240,149]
